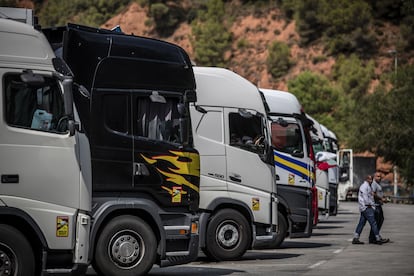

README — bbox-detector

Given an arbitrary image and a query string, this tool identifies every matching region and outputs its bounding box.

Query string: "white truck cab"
[306,115,331,220]
[190,67,278,260]
[0,18,91,275]
[260,88,316,246]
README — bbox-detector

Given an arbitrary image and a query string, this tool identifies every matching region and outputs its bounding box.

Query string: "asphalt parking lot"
[88,201,414,275]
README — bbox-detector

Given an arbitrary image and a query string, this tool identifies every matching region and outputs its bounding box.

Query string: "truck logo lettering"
[208,172,224,179]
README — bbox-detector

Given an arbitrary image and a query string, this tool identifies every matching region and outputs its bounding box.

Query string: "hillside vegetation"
[2,0,414,186]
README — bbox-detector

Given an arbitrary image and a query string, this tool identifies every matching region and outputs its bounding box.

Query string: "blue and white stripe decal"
[274,150,314,183]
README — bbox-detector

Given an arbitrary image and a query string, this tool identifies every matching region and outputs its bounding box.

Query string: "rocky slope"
[101,2,403,92]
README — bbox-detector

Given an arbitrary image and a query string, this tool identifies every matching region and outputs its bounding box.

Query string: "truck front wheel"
[93,215,157,276]
[204,209,251,261]
[0,224,35,276]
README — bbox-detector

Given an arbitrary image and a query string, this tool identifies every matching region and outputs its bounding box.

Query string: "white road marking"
[308,260,327,269]
[333,248,344,254]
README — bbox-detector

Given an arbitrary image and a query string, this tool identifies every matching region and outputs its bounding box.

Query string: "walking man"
[352,175,389,245]
[369,172,387,243]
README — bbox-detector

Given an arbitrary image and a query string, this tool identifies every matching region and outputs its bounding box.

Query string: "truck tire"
[0,224,35,276]
[93,215,157,276]
[272,213,287,248]
[204,209,251,261]
[255,212,287,249]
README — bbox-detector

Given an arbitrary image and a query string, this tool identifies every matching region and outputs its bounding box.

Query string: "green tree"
[292,0,324,45]
[349,64,414,186]
[37,0,130,28]
[191,0,232,67]
[287,71,340,129]
[148,2,187,36]
[266,41,291,79]
[333,54,375,100]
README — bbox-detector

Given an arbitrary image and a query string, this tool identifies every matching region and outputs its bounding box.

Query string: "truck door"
[271,117,313,189]
[270,116,313,236]
[337,149,353,200]
[1,70,82,210]
[224,108,274,222]
[90,90,133,193]
[131,92,199,208]
[190,105,226,209]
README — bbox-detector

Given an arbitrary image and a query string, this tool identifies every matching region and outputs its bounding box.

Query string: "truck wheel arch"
[0,207,46,272]
[0,207,47,247]
[90,202,165,259]
[199,198,254,248]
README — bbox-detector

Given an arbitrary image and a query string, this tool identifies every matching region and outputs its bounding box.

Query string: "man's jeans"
[355,207,380,238]
[369,205,384,242]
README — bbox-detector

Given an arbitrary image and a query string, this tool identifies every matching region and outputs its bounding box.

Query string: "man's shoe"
[352,238,364,244]
[374,238,390,245]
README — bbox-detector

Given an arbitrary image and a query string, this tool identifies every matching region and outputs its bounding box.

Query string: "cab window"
[134,97,182,144]
[4,73,67,133]
[229,112,265,154]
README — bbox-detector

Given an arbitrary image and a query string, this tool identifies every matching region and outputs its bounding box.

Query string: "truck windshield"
[4,73,67,133]
[271,121,303,156]
[312,137,325,154]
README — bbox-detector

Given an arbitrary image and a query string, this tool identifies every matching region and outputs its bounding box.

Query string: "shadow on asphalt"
[317,220,351,224]
[311,232,350,236]
[314,225,344,230]
[149,266,243,275]
[235,252,301,261]
[279,241,331,249]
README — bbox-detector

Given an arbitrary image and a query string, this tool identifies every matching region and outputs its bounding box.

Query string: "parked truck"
[337,149,376,201]
[320,124,339,215]
[190,67,278,260]
[306,115,332,220]
[0,18,91,275]
[44,24,200,275]
[261,89,316,247]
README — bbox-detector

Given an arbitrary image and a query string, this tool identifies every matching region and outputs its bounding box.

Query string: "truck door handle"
[133,163,149,176]
[1,174,19,183]
[229,174,241,183]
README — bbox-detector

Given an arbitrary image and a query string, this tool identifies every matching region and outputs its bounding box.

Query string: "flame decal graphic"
[141,151,200,193]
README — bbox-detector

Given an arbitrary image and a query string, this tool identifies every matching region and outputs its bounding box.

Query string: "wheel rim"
[216,220,240,249]
[108,230,145,269]
[0,242,17,276]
